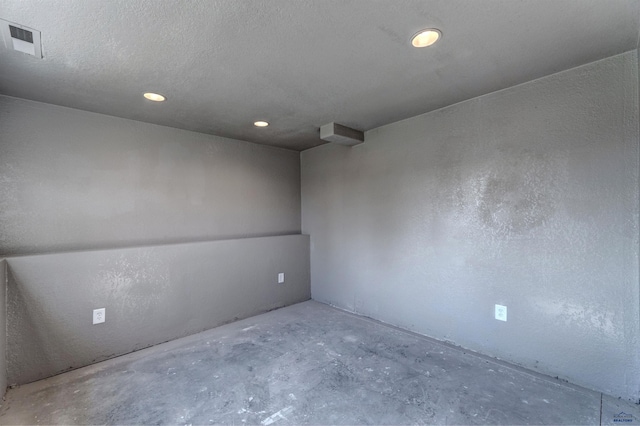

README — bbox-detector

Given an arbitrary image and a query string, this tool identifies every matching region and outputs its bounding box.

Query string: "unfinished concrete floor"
[1,300,638,425]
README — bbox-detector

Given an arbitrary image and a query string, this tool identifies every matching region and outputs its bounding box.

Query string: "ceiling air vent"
[0,18,42,58]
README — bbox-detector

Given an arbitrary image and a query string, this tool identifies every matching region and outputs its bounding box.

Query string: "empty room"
[0,1,639,424]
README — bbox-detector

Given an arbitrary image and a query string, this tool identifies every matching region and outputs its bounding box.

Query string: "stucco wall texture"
[0,95,301,256]
[302,51,640,401]
[6,235,310,385]
[0,95,308,387]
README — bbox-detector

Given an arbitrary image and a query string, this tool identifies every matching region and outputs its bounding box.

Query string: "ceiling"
[1,1,639,151]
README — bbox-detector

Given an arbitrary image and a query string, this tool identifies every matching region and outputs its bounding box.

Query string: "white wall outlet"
[93,308,106,324]
[495,304,507,322]
[278,272,285,284]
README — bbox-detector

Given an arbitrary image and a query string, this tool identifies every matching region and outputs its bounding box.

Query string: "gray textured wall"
[0,96,301,256]
[301,51,640,400]
[0,259,6,396]
[0,96,309,385]
[7,235,310,385]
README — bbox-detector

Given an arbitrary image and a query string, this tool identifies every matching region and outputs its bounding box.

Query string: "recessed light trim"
[411,29,441,48]
[254,121,269,127]
[144,92,166,102]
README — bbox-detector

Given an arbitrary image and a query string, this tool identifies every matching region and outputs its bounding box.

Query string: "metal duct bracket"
[320,122,364,146]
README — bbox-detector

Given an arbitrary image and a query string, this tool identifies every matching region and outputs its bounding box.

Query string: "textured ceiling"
[1,1,639,151]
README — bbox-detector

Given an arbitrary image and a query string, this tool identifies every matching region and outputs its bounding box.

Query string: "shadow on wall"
[5,235,310,386]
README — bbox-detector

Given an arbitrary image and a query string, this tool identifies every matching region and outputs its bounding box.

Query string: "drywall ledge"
[6,235,310,385]
[0,259,6,397]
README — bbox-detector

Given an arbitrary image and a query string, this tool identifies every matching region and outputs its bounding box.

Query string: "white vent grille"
[0,18,42,58]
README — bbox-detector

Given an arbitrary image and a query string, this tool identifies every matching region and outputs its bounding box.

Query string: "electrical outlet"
[495,304,507,322]
[93,308,105,324]
[278,272,285,284]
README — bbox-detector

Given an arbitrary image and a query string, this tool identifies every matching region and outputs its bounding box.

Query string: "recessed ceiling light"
[411,29,441,48]
[143,92,166,102]
[254,121,269,127]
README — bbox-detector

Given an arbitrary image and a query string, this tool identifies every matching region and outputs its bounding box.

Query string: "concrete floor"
[0,300,638,425]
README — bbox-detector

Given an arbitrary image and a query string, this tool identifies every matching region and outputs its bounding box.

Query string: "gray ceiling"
[1,1,639,151]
